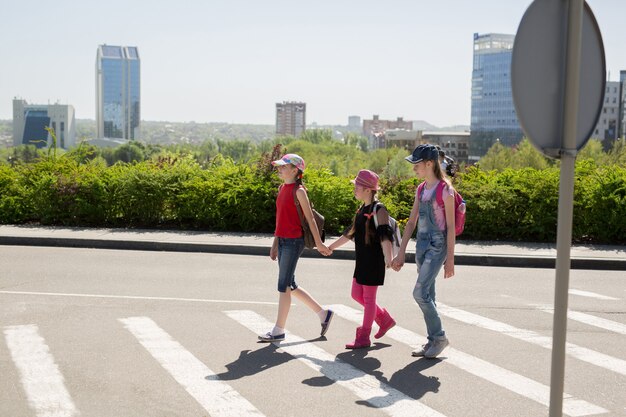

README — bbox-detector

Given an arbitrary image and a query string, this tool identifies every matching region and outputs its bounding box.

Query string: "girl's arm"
[296,188,330,255]
[375,206,394,268]
[392,192,420,270]
[328,235,350,252]
[270,236,278,260]
[443,189,456,278]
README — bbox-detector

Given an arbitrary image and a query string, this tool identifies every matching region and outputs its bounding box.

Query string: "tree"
[477,140,513,171]
[113,142,146,164]
[577,139,605,162]
[607,138,626,166]
[300,129,334,144]
[510,138,550,170]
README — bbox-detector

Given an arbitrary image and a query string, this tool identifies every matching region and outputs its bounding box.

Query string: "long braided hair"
[347,189,378,245]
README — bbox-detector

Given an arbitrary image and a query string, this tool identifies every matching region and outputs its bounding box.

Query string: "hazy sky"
[1,0,624,127]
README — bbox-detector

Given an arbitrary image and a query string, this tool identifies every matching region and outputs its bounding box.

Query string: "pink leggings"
[351,278,383,330]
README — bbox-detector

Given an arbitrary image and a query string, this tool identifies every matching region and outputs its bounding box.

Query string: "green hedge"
[1,156,625,244]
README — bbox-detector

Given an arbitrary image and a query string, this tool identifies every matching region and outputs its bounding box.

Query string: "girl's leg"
[352,278,384,318]
[275,289,292,329]
[351,278,365,305]
[292,287,323,313]
[361,285,380,330]
[292,287,334,336]
[259,238,303,341]
[346,282,377,349]
[413,250,447,341]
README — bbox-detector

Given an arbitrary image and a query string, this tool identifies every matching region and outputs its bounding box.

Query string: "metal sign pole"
[549,1,583,416]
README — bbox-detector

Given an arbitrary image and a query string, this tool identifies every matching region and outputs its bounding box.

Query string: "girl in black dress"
[328,170,396,349]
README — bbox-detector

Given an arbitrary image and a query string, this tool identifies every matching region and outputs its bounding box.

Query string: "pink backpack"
[417,180,466,236]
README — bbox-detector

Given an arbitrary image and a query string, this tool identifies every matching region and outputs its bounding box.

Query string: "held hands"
[317,243,332,256]
[391,253,405,271]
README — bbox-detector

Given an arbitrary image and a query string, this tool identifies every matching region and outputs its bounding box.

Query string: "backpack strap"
[292,185,306,226]
[435,180,447,208]
[371,201,381,228]
[417,181,446,206]
[416,182,426,199]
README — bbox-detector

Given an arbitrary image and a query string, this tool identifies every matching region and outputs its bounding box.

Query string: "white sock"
[271,326,284,336]
[317,309,328,322]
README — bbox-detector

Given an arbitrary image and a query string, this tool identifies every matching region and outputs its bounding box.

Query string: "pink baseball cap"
[271,153,306,171]
[351,169,380,190]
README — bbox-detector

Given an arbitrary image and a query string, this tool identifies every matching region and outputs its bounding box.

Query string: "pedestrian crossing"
[2,294,624,417]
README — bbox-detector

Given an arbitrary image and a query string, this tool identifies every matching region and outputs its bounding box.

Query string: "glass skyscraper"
[96,45,140,140]
[470,33,523,158]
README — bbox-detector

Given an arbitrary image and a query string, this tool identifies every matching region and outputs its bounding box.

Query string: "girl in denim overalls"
[258,154,334,342]
[392,144,456,358]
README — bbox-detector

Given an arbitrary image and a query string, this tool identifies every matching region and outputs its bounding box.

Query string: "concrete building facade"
[592,81,621,147]
[362,115,412,148]
[276,101,306,136]
[12,99,76,149]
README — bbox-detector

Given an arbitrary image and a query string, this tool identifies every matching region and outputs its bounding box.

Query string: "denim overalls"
[413,186,447,342]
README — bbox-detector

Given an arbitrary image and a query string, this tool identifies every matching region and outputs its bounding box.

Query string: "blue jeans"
[413,192,447,341]
[277,237,305,292]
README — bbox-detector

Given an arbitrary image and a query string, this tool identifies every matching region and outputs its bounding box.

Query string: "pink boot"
[374,309,396,339]
[345,327,371,349]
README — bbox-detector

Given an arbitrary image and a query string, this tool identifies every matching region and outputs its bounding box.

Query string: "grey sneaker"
[411,342,432,357]
[424,337,449,358]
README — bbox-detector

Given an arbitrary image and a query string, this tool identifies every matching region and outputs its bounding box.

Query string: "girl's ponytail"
[433,159,451,188]
[295,169,305,189]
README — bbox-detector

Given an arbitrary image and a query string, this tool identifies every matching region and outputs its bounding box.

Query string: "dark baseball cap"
[405,144,439,164]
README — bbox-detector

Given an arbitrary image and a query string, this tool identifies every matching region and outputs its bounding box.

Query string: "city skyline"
[1,0,625,127]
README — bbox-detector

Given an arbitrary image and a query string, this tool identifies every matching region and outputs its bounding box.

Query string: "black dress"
[344,203,393,286]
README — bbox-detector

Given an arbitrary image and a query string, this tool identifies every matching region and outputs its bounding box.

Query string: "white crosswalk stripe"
[533,305,626,336]
[225,309,447,417]
[328,304,607,417]
[437,303,626,377]
[3,324,79,417]
[568,289,620,301]
[120,316,266,417]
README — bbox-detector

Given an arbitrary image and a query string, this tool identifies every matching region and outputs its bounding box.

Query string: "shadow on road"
[213,344,293,380]
[214,340,442,410]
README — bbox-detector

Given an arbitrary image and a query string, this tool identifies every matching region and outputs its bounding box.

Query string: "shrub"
[1,155,625,244]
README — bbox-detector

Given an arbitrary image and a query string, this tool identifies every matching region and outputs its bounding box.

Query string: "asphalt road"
[1,246,625,417]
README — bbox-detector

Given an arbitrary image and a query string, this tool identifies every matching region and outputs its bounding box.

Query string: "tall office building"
[12,99,76,149]
[470,33,523,159]
[96,45,140,140]
[276,101,306,136]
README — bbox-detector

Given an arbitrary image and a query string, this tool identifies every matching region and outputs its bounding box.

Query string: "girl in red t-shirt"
[258,154,333,342]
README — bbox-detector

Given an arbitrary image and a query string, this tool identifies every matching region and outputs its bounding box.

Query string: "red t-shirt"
[275,183,303,238]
